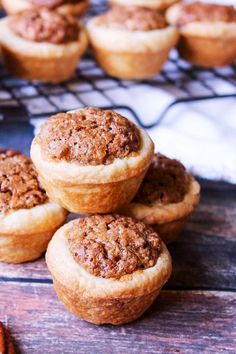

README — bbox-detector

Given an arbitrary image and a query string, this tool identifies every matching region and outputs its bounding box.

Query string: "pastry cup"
[109,0,179,12]
[87,18,179,80]
[120,176,200,244]
[166,3,236,67]
[0,201,67,264]
[0,17,88,83]
[2,0,89,17]
[46,220,172,325]
[31,123,154,214]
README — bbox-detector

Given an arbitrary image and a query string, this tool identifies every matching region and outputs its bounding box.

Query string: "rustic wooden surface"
[0,125,236,353]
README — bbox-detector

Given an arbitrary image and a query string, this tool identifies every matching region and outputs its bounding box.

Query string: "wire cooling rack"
[1,1,236,129]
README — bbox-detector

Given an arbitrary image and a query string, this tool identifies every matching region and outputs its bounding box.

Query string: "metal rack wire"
[0,1,236,129]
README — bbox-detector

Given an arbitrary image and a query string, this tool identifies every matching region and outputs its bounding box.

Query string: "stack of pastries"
[1,0,236,83]
[0,107,200,325]
[2,0,232,328]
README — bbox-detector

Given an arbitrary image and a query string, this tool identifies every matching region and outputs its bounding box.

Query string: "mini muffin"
[31,107,154,214]
[87,6,179,80]
[109,0,179,12]
[46,214,172,325]
[2,0,89,17]
[120,153,200,244]
[0,149,67,264]
[0,8,88,83]
[166,1,236,67]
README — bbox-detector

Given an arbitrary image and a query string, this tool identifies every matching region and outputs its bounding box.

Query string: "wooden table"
[0,125,236,353]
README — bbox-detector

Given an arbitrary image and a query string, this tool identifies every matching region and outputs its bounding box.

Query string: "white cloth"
[101,74,236,183]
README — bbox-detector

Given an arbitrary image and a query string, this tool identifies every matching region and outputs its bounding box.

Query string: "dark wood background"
[0,123,236,353]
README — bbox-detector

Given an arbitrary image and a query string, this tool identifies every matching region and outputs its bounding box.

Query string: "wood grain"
[0,258,50,282]
[0,283,236,354]
[188,188,236,240]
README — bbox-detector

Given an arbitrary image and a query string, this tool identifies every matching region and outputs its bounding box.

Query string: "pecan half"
[0,322,16,354]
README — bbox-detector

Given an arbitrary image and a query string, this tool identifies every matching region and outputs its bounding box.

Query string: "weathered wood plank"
[0,283,235,354]
[0,258,50,281]
[187,196,236,240]
[169,231,236,290]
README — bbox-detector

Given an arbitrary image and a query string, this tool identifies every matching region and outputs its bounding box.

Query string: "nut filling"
[66,215,161,279]
[0,150,47,214]
[38,107,140,165]
[96,6,167,31]
[10,8,79,44]
[30,0,82,9]
[176,2,236,26]
[134,153,190,205]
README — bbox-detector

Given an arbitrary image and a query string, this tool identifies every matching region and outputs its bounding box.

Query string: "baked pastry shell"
[0,201,68,263]
[0,18,88,83]
[1,0,89,17]
[46,220,172,325]
[87,18,179,79]
[120,176,200,244]
[109,0,179,11]
[31,124,154,214]
[166,3,236,67]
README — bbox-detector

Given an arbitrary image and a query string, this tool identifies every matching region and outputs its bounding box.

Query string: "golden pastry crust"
[46,219,172,325]
[31,108,154,214]
[166,3,236,67]
[0,201,68,263]
[0,16,88,83]
[120,176,200,244]
[87,16,179,80]
[1,0,89,17]
[109,0,179,11]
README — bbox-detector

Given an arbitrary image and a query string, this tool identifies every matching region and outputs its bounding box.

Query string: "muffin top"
[176,2,236,26]
[37,107,140,165]
[29,0,81,8]
[66,214,161,279]
[0,149,47,215]
[96,6,167,31]
[134,153,190,205]
[10,8,79,44]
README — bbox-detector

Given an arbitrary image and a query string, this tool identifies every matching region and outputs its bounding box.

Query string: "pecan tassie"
[0,149,47,214]
[176,2,236,26]
[10,8,79,44]
[134,153,190,205]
